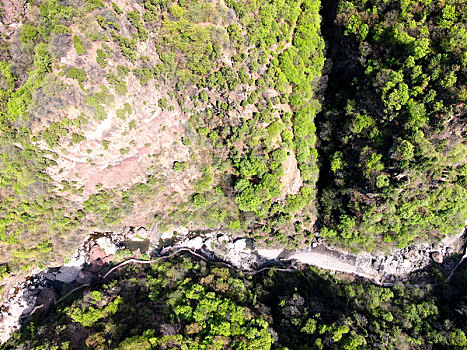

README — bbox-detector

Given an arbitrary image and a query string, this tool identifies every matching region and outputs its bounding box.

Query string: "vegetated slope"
[0,0,324,276]
[317,0,467,250]
[3,254,467,349]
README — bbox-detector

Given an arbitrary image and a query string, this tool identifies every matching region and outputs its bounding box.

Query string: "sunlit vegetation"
[152,0,326,246]
[0,0,464,279]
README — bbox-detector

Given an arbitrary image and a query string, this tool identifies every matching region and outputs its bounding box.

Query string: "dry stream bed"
[1,224,466,343]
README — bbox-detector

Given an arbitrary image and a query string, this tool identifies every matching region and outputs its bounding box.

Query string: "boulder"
[186,236,204,250]
[161,231,174,240]
[87,259,104,273]
[431,251,443,264]
[134,227,148,241]
[137,227,148,236]
[217,234,228,243]
[35,288,56,312]
[160,323,180,336]
[203,238,215,250]
[76,271,97,285]
[102,254,114,264]
[123,226,135,240]
[125,231,136,240]
[89,244,106,264]
[55,266,80,283]
[95,237,117,255]
[233,239,248,252]
[42,273,56,281]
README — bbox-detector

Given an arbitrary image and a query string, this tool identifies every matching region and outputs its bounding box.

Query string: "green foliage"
[112,2,123,15]
[319,0,467,249]
[1,0,463,287]
[96,48,107,68]
[117,65,130,78]
[66,67,88,89]
[73,35,85,55]
[85,0,105,11]
[86,88,114,120]
[20,25,38,44]
[41,122,68,148]
[33,43,52,73]
[173,161,188,172]
[330,151,345,173]
[127,10,148,41]
[132,68,154,85]
[158,98,169,109]
[105,73,127,96]
[111,33,137,62]
[6,256,467,350]
[71,133,85,144]
[67,294,122,327]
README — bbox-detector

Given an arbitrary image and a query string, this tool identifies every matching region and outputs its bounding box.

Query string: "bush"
[73,35,85,55]
[20,25,38,44]
[173,161,188,171]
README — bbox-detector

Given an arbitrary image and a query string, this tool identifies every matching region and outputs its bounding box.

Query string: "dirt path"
[256,224,467,286]
[287,250,380,282]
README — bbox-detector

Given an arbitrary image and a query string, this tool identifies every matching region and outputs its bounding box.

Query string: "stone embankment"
[0,224,466,343]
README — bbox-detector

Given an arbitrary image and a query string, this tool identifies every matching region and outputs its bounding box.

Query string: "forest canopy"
[0,0,464,313]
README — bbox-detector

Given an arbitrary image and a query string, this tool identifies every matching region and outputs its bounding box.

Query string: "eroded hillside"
[0,0,324,274]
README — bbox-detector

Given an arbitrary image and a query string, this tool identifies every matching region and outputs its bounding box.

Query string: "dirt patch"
[0,0,26,30]
[280,152,302,198]
[27,24,191,199]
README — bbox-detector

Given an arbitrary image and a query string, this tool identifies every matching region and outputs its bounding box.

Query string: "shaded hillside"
[317,0,467,250]
[3,254,467,349]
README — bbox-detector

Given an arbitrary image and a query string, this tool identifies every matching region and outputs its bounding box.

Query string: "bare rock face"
[95,237,117,256]
[233,238,248,252]
[76,271,97,285]
[55,266,81,283]
[35,288,56,313]
[0,0,26,28]
[186,236,204,250]
[123,226,134,240]
[160,324,180,336]
[135,227,148,241]
[89,244,107,264]
[431,251,443,264]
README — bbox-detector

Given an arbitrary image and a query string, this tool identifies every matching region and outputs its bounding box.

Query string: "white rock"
[64,250,86,268]
[203,238,215,250]
[166,227,189,240]
[123,226,135,240]
[133,227,148,241]
[185,236,204,250]
[136,227,148,237]
[161,231,174,240]
[257,248,283,260]
[233,239,248,252]
[95,237,117,256]
[0,288,36,343]
[217,234,228,244]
